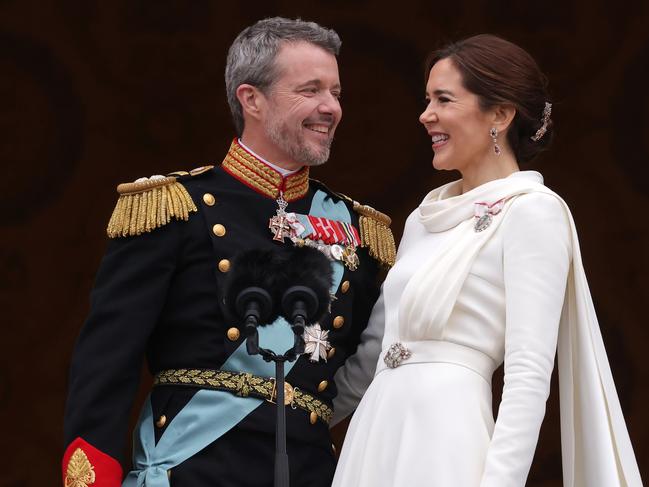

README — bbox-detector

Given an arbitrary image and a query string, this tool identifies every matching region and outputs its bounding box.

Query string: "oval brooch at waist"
[383,342,412,368]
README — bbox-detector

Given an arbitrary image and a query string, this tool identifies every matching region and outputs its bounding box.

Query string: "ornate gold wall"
[1,0,647,484]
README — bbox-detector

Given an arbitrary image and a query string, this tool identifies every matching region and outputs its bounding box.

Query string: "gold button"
[212,224,226,237]
[327,347,336,359]
[333,316,345,329]
[331,443,337,454]
[155,415,167,428]
[202,193,215,206]
[270,381,294,405]
[283,383,294,406]
[317,380,328,392]
[341,280,350,293]
[218,259,231,273]
[227,327,240,341]
[167,469,172,479]
[309,411,318,424]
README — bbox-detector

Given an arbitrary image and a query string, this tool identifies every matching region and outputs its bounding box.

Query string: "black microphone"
[278,246,333,355]
[223,248,284,355]
[223,246,333,329]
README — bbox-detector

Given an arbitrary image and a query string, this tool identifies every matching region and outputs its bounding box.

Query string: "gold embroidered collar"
[221,139,310,202]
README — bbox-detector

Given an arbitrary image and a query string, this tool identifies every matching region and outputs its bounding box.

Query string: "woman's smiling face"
[419,58,496,173]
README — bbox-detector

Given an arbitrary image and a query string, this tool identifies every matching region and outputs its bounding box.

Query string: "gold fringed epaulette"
[352,201,396,268]
[106,175,198,238]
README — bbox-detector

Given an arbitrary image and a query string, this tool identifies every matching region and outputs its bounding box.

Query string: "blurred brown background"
[1,0,648,485]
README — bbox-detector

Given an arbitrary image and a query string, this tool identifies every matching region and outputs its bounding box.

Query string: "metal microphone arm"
[225,247,333,487]
[234,286,273,356]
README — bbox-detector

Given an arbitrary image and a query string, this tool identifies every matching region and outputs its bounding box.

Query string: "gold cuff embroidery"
[65,448,96,487]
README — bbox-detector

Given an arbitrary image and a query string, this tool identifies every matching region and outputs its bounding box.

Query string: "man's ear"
[236,84,266,122]
[492,103,516,133]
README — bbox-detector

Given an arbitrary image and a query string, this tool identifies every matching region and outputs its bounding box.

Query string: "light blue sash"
[123,190,349,486]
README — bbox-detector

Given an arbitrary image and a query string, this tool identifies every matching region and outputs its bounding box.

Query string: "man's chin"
[296,142,331,167]
[303,149,330,166]
[303,158,327,167]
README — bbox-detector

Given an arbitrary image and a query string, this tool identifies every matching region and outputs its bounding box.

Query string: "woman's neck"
[460,151,520,194]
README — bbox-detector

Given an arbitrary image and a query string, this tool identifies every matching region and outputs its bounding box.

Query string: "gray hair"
[225,17,341,136]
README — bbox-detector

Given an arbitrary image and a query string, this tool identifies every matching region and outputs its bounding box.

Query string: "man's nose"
[318,93,342,117]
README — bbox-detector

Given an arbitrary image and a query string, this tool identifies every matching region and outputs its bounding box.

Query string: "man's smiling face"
[261,41,342,167]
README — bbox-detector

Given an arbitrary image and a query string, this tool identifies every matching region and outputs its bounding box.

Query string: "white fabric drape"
[396,171,642,487]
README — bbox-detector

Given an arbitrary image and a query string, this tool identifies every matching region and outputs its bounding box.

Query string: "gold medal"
[342,245,359,271]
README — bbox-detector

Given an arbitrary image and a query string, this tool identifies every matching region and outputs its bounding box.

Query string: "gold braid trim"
[222,153,279,199]
[352,202,396,268]
[284,169,310,201]
[65,448,96,487]
[230,143,282,185]
[221,139,310,201]
[154,368,333,424]
[106,176,197,238]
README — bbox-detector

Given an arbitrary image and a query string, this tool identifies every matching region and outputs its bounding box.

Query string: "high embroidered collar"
[418,171,544,233]
[221,138,310,201]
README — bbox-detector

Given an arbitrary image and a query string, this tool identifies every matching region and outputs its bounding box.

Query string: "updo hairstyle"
[426,34,553,163]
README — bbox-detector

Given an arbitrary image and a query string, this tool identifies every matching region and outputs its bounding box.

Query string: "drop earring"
[490,127,501,156]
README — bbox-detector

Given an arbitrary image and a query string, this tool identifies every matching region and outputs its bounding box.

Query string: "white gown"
[332,172,642,487]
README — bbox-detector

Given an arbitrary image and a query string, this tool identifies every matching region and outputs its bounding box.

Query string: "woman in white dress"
[331,35,642,487]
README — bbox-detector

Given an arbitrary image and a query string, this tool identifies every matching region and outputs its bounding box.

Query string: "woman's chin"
[431,154,454,171]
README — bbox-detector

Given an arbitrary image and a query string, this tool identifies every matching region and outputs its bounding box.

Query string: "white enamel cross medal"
[303,323,331,362]
[269,192,292,242]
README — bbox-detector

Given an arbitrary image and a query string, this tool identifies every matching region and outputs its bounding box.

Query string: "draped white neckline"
[418,171,544,233]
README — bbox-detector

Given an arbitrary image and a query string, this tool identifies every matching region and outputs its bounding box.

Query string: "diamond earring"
[490,127,501,156]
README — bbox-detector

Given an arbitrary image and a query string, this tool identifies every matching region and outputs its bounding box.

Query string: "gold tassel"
[355,203,396,268]
[106,177,197,238]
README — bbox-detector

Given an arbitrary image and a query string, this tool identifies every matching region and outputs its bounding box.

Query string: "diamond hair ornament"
[530,102,552,142]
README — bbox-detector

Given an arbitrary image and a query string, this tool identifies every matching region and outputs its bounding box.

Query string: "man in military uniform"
[63,17,395,487]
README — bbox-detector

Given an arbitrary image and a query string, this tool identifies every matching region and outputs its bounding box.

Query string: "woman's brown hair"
[426,34,552,163]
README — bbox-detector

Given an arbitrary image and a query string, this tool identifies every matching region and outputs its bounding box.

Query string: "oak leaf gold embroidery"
[65,448,96,487]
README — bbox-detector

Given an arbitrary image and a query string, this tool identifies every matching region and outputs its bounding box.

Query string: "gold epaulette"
[351,201,396,268]
[106,175,198,238]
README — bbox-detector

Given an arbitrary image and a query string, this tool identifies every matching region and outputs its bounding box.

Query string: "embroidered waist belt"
[154,368,333,424]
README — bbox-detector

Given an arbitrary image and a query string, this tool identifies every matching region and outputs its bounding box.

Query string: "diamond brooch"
[473,197,508,232]
[383,342,411,368]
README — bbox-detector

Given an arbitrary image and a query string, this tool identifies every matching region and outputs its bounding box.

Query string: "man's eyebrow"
[296,79,322,88]
[296,80,342,91]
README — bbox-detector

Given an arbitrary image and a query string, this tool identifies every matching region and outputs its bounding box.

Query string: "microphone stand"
[244,286,314,487]
[246,321,304,487]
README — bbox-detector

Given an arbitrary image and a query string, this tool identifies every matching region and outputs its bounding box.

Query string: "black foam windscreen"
[276,246,333,324]
[222,245,334,326]
[222,248,284,326]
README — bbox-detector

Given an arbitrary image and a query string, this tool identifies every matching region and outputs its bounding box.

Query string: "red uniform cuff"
[62,437,123,487]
